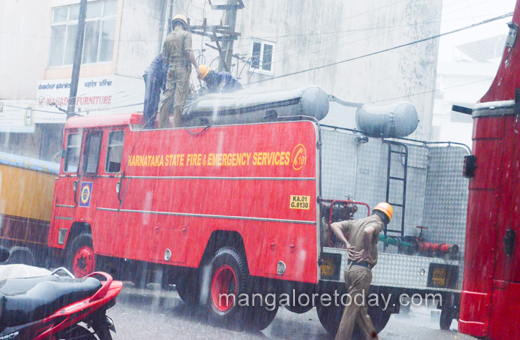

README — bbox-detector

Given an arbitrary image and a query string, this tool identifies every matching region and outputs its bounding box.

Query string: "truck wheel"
[66,233,96,278]
[205,247,248,329]
[316,302,343,335]
[351,307,391,338]
[285,303,313,314]
[176,274,201,306]
[317,303,390,337]
[246,304,278,331]
[368,307,392,333]
[440,307,454,330]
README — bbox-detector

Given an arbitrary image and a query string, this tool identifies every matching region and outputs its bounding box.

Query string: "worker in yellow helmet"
[330,202,393,340]
[199,65,243,94]
[159,14,202,128]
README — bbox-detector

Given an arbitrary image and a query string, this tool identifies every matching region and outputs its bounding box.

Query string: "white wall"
[1,0,443,143]
[239,0,442,141]
[115,0,168,78]
[173,0,442,141]
[0,0,51,100]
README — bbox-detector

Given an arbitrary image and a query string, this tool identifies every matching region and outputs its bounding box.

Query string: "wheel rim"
[211,265,237,312]
[73,245,95,278]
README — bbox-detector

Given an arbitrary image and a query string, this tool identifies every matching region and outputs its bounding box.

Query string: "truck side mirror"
[463,155,477,178]
[504,229,516,256]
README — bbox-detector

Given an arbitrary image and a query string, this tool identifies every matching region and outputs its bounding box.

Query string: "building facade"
[0,0,442,160]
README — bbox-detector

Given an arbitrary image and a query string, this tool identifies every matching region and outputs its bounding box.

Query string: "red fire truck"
[458,1,520,338]
[44,84,469,334]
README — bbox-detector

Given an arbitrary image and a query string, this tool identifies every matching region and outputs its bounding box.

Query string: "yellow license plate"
[431,267,447,287]
[321,259,335,277]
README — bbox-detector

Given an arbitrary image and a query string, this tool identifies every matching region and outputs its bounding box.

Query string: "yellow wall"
[0,165,56,221]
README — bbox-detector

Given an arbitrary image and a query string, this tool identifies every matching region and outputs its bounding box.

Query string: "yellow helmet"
[373,202,393,221]
[172,14,188,29]
[199,65,211,80]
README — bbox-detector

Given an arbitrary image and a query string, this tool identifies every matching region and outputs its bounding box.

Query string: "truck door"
[149,180,188,264]
[148,132,188,265]
[94,130,126,258]
[76,130,104,243]
[51,131,83,247]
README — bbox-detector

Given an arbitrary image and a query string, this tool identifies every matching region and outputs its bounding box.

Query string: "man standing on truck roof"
[330,202,393,340]
[143,53,168,129]
[198,65,243,94]
[160,14,202,128]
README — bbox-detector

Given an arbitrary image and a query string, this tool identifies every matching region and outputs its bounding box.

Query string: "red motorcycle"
[0,247,122,339]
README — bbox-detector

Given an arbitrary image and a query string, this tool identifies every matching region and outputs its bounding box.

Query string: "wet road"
[109,284,476,340]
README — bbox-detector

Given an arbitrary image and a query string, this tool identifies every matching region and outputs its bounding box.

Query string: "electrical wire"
[0,0,496,70]
[1,104,66,115]
[372,77,495,103]
[2,0,505,113]
[0,0,489,51]
[230,0,456,52]
[246,12,513,85]
[237,57,252,80]
[229,0,497,70]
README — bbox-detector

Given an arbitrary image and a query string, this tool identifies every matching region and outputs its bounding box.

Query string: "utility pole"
[67,0,87,120]
[218,0,240,72]
[190,0,243,72]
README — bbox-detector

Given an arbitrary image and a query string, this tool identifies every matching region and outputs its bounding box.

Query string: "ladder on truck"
[383,141,408,245]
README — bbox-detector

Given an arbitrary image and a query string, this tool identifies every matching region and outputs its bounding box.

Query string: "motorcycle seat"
[0,276,102,327]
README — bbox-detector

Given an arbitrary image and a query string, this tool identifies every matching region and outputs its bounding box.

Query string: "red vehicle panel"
[49,117,319,284]
[460,1,520,338]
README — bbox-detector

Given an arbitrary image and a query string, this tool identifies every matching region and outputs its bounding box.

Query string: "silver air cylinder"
[183,85,329,126]
[355,102,419,138]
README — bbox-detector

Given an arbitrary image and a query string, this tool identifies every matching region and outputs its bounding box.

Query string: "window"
[64,133,81,173]
[49,0,117,67]
[250,41,274,73]
[105,131,124,173]
[83,132,103,174]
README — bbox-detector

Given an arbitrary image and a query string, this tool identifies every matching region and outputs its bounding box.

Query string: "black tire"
[246,304,278,331]
[66,233,96,278]
[205,247,249,329]
[60,324,98,339]
[317,303,391,338]
[285,303,313,314]
[368,307,392,333]
[351,307,391,339]
[440,307,454,330]
[175,283,200,306]
[177,275,201,306]
[316,301,343,335]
